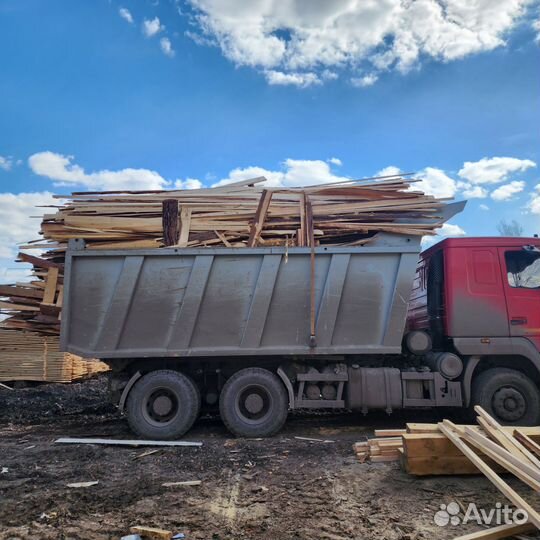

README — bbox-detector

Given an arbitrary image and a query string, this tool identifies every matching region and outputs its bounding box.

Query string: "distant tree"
[497,219,523,237]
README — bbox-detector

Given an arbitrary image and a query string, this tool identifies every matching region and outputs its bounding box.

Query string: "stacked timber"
[1,175,449,336]
[0,330,108,383]
[353,429,405,462]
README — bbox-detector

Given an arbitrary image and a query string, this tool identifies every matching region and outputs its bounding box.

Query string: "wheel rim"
[234,384,272,424]
[492,386,526,422]
[142,387,180,427]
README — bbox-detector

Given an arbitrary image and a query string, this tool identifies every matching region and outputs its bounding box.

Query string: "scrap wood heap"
[0,174,448,336]
[36,175,445,251]
[354,407,540,540]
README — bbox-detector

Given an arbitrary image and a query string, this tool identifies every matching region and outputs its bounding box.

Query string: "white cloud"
[0,191,56,259]
[174,178,203,190]
[0,156,13,171]
[461,184,488,198]
[528,185,540,214]
[160,37,175,57]
[142,17,164,38]
[422,222,466,249]
[351,74,378,88]
[414,167,457,198]
[28,151,169,191]
[186,0,534,86]
[212,158,348,188]
[376,165,402,177]
[479,203,490,211]
[458,156,536,184]
[491,180,526,201]
[119,7,134,24]
[0,191,70,286]
[533,17,540,43]
[328,157,342,166]
[264,70,320,87]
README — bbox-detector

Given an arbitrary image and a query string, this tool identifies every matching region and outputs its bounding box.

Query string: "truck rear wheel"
[219,368,288,437]
[126,370,200,439]
[471,368,540,426]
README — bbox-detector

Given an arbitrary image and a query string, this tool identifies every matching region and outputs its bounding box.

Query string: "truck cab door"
[499,246,540,350]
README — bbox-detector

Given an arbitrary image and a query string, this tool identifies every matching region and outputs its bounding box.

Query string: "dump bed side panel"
[61,242,420,359]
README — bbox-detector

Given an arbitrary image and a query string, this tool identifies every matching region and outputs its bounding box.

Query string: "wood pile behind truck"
[354,407,540,539]
[0,330,108,383]
[0,174,447,337]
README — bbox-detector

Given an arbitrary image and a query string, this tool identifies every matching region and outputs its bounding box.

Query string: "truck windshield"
[505,251,540,289]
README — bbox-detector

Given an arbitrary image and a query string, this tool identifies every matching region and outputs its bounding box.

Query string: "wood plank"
[374,429,406,437]
[17,252,62,269]
[177,207,192,247]
[55,438,202,447]
[451,522,536,540]
[247,189,273,247]
[42,267,59,304]
[514,430,540,458]
[404,455,487,476]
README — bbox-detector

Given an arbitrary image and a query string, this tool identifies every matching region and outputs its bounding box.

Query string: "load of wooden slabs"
[0,330,108,383]
[1,174,449,338]
[34,175,446,252]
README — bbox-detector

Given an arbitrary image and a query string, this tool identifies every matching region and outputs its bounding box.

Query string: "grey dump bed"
[61,234,420,359]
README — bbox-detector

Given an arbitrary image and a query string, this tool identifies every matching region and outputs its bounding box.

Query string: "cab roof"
[422,237,540,256]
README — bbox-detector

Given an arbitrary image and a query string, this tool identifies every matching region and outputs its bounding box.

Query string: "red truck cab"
[408,237,540,424]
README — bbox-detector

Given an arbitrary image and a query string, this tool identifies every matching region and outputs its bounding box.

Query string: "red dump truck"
[61,231,540,438]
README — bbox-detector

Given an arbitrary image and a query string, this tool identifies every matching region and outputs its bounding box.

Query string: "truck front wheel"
[219,368,288,437]
[471,368,540,426]
[126,370,200,439]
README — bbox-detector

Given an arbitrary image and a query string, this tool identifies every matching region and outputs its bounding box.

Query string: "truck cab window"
[505,251,540,289]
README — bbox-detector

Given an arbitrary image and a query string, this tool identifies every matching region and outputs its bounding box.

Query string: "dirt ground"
[1,377,539,540]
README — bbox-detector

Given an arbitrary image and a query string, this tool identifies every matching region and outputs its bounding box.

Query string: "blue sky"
[0,0,539,280]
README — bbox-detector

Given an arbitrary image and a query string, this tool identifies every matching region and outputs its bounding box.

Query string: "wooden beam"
[247,189,273,247]
[514,430,540,458]
[17,252,62,269]
[162,199,180,246]
[54,437,202,447]
[452,522,536,540]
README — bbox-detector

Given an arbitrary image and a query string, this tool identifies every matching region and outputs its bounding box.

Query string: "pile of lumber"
[30,175,445,252]
[353,429,405,462]
[0,330,108,383]
[1,175,448,336]
[355,408,540,540]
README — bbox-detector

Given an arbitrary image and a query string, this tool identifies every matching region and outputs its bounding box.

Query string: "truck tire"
[126,370,200,439]
[471,368,540,426]
[219,368,288,437]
